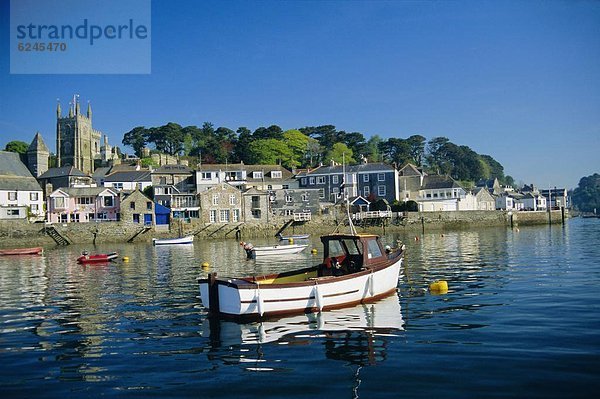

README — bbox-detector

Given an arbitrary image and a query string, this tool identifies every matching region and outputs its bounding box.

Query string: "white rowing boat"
[152,235,194,246]
[240,242,308,258]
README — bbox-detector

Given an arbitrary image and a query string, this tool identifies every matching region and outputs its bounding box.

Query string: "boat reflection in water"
[202,292,403,361]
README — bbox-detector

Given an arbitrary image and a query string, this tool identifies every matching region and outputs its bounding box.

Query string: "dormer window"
[253,171,263,179]
[271,170,282,179]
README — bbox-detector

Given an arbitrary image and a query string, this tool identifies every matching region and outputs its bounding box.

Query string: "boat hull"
[0,247,43,256]
[77,252,118,264]
[152,235,194,245]
[199,257,402,319]
[251,244,308,256]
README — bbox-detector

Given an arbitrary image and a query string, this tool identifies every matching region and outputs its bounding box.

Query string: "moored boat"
[277,233,310,241]
[152,235,194,246]
[200,233,405,319]
[77,251,119,264]
[0,247,43,256]
[240,242,308,259]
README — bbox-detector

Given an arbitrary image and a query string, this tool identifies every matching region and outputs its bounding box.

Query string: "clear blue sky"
[1,0,599,189]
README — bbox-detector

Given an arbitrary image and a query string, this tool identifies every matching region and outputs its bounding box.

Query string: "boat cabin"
[319,234,390,277]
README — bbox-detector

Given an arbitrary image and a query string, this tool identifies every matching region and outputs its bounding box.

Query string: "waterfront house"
[198,182,243,224]
[120,190,154,226]
[473,187,496,210]
[241,187,269,222]
[495,192,524,211]
[397,163,426,202]
[540,188,569,210]
[196,163,293,193]
[152,165,198,220]
[297,161,399,204]
[103,169,152,192]
[37,166,96,197]
[47,187,120,223]
[476,178,503,195]
[269,188,321,218]
[520,192,547,211]
[0,151,45,221]
[417,175,473,211]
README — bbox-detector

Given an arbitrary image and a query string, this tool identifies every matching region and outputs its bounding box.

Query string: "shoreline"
[0,210,566,248]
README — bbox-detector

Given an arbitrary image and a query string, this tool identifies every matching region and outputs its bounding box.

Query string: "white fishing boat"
[240,242,308,259]
[276,233,310,241]
[152,235,194,246]
[199,233,405,319]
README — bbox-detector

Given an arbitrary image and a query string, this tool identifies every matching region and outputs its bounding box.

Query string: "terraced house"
[296,161,399,204]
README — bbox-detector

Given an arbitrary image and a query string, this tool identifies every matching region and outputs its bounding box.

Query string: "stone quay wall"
[0,210,565,247]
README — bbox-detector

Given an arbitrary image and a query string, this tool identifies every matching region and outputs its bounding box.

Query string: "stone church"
[56,95,103,175]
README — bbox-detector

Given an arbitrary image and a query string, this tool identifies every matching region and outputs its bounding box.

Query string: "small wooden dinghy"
[77,252,119,264]
[0,247,43,256]
[240,242,308,259]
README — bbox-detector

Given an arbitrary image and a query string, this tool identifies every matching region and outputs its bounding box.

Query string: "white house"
[103,170,152,192]
[417,175,472,211]
[520,192,547,211]
[0,151,45,221]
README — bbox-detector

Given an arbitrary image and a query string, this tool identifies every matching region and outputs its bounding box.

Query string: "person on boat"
[240,242,255,259]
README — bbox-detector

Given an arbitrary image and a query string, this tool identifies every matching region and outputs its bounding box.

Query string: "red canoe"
[77,252,119,264]
[0,247,44,256]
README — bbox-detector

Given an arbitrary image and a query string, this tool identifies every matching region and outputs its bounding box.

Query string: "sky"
[1,0,599,189]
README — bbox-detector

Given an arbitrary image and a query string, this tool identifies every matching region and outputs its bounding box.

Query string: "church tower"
[26,132,49,177]
[56,95,102,175]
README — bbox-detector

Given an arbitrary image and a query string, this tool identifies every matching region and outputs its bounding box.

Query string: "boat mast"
[343,152,357,235]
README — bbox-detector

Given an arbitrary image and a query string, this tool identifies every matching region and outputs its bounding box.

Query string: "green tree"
[247,139,294,166]
[572,173,600,213]
[365,135,382,162]
[282,129,314,168]
[150,123,185,155]
[324,142,355,165]
[4,140,29,155]
[380,138,412,166]
[406,135,426,166]
[122,126,149,157]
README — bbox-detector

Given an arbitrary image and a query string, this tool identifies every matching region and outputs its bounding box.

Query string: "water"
[1,219,599,398]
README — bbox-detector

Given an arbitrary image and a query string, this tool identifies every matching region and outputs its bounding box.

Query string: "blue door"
[144,213,153,226]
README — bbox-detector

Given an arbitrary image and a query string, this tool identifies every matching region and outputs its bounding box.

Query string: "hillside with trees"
[571,173,600,213]
[122,123,513,185]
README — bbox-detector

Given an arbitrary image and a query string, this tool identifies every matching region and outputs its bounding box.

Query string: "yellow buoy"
[429,280,448,294]
[201,262,210,269]
[311,248,318,255]
[288,238,294,244]
[123,256,129,262]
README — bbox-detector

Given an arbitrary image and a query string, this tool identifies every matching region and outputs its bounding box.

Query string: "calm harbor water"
[1,218,599,398]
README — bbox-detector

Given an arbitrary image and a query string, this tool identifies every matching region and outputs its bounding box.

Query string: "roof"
[51,187,118,197]
[398,163,424,177]
[152,164,192,174]
[103,170,151,182]
[0,151,43,191]
[27,132,49,153]
[421,175,462,190]
[38,166,88,179]
[301,162,395,176]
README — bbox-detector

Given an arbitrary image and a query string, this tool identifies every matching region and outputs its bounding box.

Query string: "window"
[220,209,230,222]
[285,195,293,203]
[130,202,136,209]
[31,204,38,212]
[133,214,140,223]
[378,186,386,196]
[363,174,369,182]
[54,197,65,208]
[146,202,152,210]
[251,196,260,208]
[114,183,123,190]
[7,209,19,216]
[8,192,17,201]
[267,185,272,190]
[301,178,307,185]
[103,196,114,207]
[284,209,293,216]
[201,172,212,180]
[332,175,339,184]
[317,176,325,184]
[302,193,309,202]
[233,209,240,222]
[319,188,325,198]
[229,194,236,205]
[433,193,438,198]
[367,239,383,259]
[309,177,315,185]
[77,197,93,205]
[378,173,385,182]
[159,177,167,185]
[70,213,80,222]
[252,209,261,219]
[30,192,39,201]
[364,186,370,197]
[282,184,289,189]
[271,171,282,178]
[210,210,217,223]
[253,171,263,179]
[212,194,219,206]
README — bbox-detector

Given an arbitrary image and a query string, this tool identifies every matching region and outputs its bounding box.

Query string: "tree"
[380,138,411,166]
[122,126,149,157]
[234,127,253,163]
[253,125,283,140]
[324,142,355,165]
[365,135,382,162]
[426,136,451,174]
[247,139,294,166]
[4,140,29,155]
[150,123,185,155]
[406,135,426,166]
[571,173,600,213]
